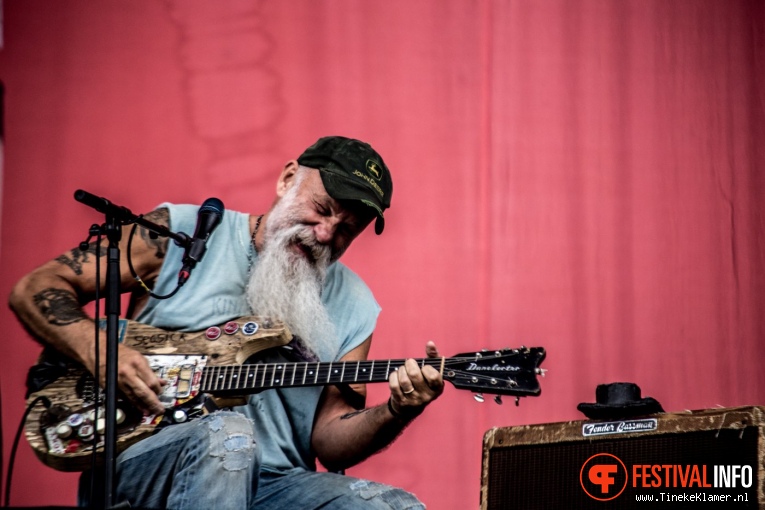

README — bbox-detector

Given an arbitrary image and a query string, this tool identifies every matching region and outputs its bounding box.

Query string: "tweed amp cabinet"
[481,406,764,509]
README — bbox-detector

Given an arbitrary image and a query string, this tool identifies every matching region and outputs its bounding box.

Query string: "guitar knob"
[173,410,188,423]
[494,396,503,405]
[95,418,106,435]
[66,413,84,428]
[55,423,73,439]
[474,393,485,403]
[86,409,104,422]
[116,408,126,425]
[78,424,94,442]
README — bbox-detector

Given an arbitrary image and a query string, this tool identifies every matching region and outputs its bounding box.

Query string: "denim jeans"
[254,469,425,510]
[79,411,424,509]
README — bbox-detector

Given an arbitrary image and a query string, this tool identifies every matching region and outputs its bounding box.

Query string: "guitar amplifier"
[481,406,764,509]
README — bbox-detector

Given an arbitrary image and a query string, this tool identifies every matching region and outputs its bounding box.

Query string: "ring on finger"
[403,387,415,395]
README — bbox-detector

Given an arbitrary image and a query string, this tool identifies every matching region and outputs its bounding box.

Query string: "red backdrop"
[1,1,764,508]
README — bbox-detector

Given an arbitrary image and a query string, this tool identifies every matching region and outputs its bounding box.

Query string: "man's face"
[269,165,374,264]
[246,165,375,358]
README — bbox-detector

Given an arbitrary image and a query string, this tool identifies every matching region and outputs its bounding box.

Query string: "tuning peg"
[474,393,485,403]
[536,368,547,377]
[515,397,521,407]
[494,395,503,405]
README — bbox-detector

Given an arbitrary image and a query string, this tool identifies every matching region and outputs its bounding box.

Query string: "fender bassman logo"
[582,418,657,437]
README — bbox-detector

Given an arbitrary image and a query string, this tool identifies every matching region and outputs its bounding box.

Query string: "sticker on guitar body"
[40,355,207,457]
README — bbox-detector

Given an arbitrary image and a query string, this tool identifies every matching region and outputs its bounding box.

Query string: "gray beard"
[246,206,337,360]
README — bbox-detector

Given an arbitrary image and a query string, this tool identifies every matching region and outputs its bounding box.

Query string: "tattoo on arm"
[139,208,169,259]
[55,243,105,276]
[33,288,89,326]
[340,408,372,420]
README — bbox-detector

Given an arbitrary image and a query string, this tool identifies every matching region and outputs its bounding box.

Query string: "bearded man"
[9,136,444,509]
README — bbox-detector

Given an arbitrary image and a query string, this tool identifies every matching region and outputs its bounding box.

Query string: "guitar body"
[24,316,292,472]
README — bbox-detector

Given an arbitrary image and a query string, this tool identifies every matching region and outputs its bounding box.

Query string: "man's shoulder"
[326,262,370,288]
[324,262,377,305]
[159,203,248,229]
[159,202,247,216]
[323,262,381,354]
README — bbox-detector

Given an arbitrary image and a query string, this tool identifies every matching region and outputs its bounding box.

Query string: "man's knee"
[202,411,259,472]
[346,479,425,510]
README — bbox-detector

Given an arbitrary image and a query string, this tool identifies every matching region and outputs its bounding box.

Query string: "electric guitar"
[24,316,546,472]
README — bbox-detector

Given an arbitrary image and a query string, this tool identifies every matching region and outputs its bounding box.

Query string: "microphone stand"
[74,189,190,509]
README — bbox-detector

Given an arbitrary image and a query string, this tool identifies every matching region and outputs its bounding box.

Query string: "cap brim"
[374,216,385,235]
[319,171,386,234]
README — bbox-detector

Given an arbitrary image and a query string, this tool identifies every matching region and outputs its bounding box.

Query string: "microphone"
[178,198,225,285]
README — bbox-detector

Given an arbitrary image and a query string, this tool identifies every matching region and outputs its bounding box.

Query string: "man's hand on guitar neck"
[387,341,445,421]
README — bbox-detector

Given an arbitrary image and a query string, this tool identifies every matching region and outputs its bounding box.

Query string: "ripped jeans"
[80,411,424,509]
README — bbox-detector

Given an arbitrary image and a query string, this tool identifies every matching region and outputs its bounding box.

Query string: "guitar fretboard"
[200,358,446,393]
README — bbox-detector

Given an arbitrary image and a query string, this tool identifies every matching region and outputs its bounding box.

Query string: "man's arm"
[8,209,171,415]
[311,336,444,472]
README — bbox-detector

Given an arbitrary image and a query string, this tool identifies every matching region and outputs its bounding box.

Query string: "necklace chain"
[251,214,263,248]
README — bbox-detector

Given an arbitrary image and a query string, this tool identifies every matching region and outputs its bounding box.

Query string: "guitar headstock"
[444,347,546,400]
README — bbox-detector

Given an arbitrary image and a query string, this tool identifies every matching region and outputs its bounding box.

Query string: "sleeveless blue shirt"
[134,204,380,472]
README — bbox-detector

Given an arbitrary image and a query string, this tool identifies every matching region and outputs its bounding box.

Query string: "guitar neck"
[200,358,445,394]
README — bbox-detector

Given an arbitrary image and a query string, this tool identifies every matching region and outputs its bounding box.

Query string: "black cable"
[4,396,50,507]
[127,222,181,299]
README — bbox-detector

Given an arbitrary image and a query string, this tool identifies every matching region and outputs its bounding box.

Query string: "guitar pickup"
[175,370,193,399]
[147,355,207,405]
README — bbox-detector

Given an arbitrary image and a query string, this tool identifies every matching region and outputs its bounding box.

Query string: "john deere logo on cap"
[366,159,383,181]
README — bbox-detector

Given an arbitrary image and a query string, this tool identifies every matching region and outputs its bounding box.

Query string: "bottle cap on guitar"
[205,326,222,340]
[577,382,664,420]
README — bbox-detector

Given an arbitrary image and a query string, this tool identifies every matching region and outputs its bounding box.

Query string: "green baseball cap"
[297,136,392,234]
